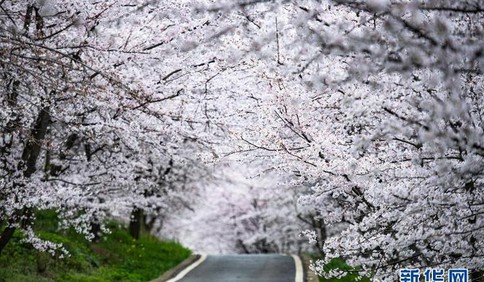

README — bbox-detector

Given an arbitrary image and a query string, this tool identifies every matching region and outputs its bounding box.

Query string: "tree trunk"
[90,222,101,243]
[314,217,326,257]
[129,208,144,240]
[0,106,50,254]
[0,225,16,255]
[20,106,50,178]
[471,270,483,282]
[143,214,157,233]
[236,239,250,254]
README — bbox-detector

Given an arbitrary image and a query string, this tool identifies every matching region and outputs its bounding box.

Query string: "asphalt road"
[172,254,302,282]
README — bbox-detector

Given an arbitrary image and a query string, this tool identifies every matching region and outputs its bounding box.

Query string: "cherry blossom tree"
[0,0,211,253]
[206,0,484,280]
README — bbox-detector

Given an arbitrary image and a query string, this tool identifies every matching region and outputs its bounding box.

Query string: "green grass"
[0,211,191,282]
[310,256,371,282]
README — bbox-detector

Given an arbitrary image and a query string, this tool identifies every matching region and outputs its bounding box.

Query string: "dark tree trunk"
[129,208,144,240]
[90,222,101,243]
[314,217,326,257]
[20,106,50,178]
[0,226,15,255]
[236,239,250,254]
[0,106,50,254]
[143,214,157,233]
[471,270,483,282]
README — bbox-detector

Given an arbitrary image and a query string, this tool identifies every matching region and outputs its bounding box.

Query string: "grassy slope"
[303,254,371,282]
[317,258,371,282]
[0,211,191,282]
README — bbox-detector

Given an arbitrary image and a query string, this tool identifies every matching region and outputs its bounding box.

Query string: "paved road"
[173,254,301,282]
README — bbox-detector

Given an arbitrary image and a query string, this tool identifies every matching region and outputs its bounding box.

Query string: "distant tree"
[158,163,318,254]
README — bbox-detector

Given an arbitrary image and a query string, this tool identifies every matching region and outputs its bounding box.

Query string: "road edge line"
[292,255,304,282]
[165,254,207,282]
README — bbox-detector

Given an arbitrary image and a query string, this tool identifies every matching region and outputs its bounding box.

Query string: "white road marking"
[166,255,207,282]
[292,255,304,282]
